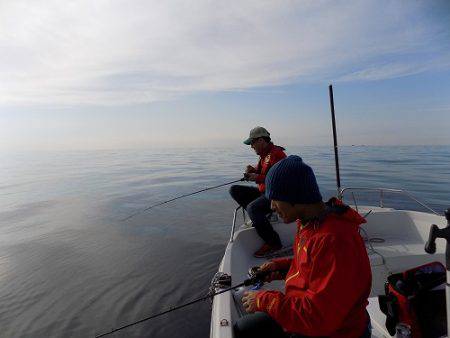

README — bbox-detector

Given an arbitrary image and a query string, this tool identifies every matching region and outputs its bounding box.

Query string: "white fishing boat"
[210,86,449,338]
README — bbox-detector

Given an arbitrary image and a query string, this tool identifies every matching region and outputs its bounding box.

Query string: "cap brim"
[243,138,253,145]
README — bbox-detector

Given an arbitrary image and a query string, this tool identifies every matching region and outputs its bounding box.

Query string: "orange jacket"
[254,143,286,192]
[255,200,372,337]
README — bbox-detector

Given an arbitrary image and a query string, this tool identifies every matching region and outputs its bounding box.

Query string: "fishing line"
[94,270,268,337]
[121,177,246,222]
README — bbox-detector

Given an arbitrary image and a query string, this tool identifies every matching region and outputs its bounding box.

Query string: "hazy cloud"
[1,0,449,105]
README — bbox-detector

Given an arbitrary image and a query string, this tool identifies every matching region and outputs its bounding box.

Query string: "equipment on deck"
[378,261,446,337]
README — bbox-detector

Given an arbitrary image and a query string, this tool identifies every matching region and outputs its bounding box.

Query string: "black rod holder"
[329,84,341,197]
[425,208,450,270]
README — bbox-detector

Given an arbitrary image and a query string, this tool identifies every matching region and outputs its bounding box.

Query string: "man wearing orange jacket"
[236,155,372,338]
[229,126,286,257]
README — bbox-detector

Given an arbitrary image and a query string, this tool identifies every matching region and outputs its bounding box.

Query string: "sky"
[1,0,450,150]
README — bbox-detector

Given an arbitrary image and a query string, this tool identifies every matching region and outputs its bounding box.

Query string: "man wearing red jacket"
[236,155,372,338]
[229,126,286,257]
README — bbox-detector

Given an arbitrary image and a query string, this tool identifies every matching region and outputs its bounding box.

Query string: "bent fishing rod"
[121,177,246,222]
[94,269,272,338]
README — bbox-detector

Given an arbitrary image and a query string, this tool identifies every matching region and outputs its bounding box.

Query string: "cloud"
[337,63,423,82]
[0,0,449,105]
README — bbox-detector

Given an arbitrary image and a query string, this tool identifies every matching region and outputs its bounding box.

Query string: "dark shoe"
[253,243,282,258]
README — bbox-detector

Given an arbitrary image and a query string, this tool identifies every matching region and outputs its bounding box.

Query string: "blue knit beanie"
[265,155,322,204]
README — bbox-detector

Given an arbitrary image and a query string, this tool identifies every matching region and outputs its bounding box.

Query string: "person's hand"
[246,165,256,174]
[259,261,284,282]
[245,173,258,182]
[242,291,259,313]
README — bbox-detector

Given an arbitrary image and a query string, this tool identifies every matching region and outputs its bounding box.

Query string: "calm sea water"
[0,146,449,337]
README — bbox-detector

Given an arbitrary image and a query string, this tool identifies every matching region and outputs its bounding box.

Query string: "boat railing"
[339,187,440,215]
[230,206,246,243]
[229,187,440,242]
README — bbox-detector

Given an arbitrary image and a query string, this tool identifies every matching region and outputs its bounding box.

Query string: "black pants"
[234,312,288,338]
[234,312,372,338]
[229,185,281,247]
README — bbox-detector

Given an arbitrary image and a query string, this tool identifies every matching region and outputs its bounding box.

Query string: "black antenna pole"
[328,84,341,198]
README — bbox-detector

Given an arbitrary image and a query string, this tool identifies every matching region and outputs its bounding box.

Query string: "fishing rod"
[94,269,271,338]
[121,177,246,222]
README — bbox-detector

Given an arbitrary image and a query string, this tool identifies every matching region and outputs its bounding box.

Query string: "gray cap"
[243,126,270,145]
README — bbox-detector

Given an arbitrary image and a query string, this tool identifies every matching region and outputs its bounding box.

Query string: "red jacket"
[254,143,286,192]
[255,200,372,337]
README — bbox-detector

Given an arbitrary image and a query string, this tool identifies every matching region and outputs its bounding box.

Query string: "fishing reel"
[210,272,232,289]
[245,266,269,286]
[247,265,290,285]
[208,272,232,305]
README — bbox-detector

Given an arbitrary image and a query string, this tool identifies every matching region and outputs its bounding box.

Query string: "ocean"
[0,146,449,337]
